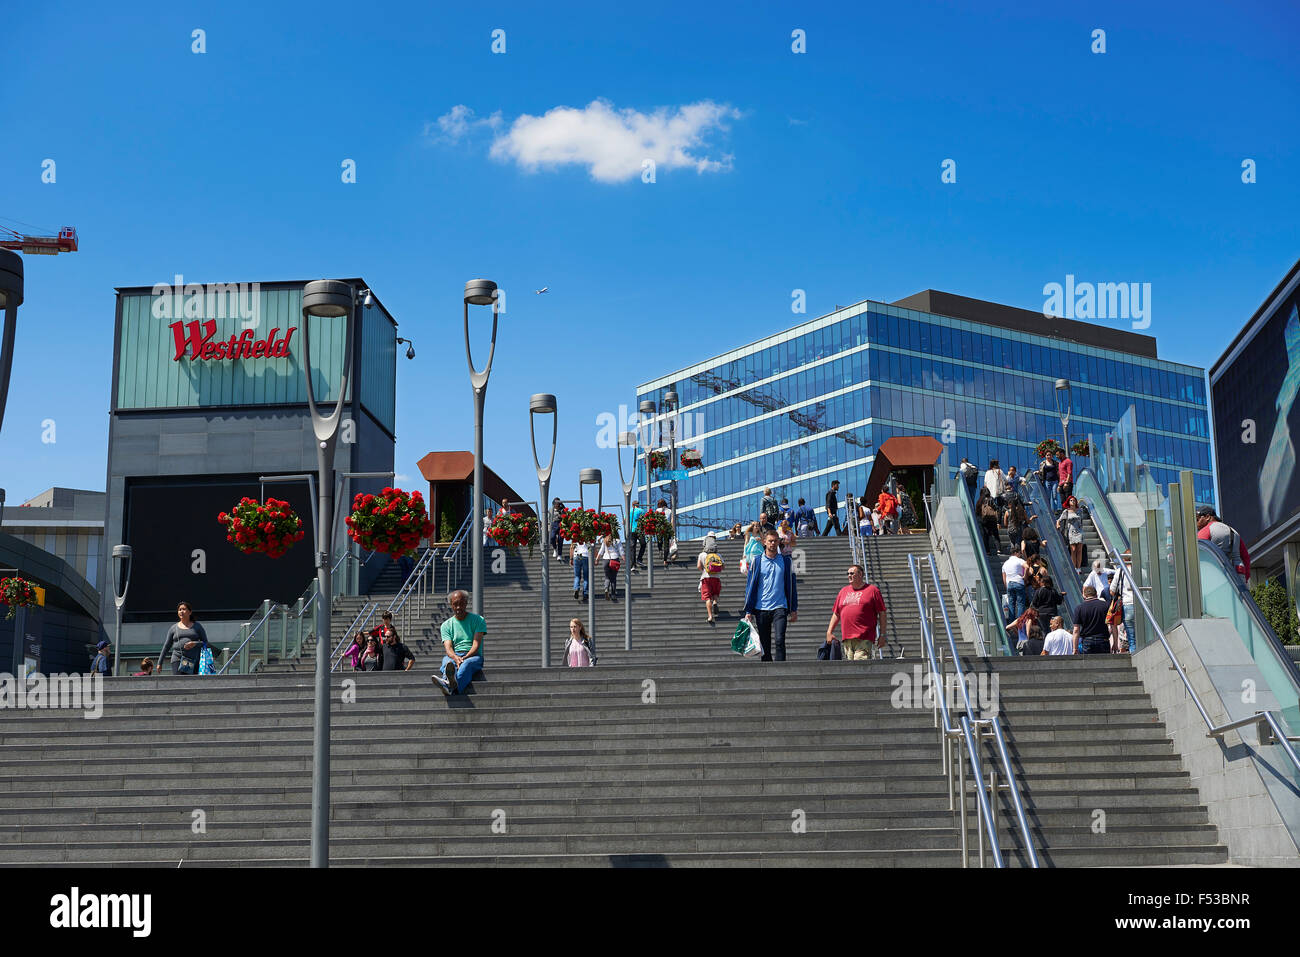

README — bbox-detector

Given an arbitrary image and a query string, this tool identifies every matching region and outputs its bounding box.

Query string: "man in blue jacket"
[742,530,799,661]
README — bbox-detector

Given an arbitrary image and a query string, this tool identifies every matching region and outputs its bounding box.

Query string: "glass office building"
[637,290,1212,535]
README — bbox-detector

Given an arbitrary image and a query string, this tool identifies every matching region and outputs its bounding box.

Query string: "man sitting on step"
[433,590,486,695]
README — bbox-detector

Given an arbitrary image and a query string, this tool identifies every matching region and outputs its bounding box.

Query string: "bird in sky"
[535,287,548,294]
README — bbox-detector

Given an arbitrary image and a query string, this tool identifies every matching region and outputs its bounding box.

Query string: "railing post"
[239,623,249,675]
[260,599,271,665]
[958,743,968,868]
[280,603,289,661]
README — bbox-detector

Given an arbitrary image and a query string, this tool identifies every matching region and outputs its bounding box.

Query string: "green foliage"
[1249,578,1299,644]
[438,502,459,544]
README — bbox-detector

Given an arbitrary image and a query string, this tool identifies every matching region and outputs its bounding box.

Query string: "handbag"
[199,646,216,675]
[731,616,762,657]
[607,558,621,573]
[176,657,197,675]
[817,638,844,661]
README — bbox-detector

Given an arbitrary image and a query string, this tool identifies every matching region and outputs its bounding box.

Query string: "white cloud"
[425,105,502,143]
[486,99,741,183]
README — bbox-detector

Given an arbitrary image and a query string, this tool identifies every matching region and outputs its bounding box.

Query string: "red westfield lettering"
[169,321,296,361]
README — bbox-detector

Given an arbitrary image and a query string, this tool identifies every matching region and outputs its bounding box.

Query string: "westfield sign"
[169,320,297,362]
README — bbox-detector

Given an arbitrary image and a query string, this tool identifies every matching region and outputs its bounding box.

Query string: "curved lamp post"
[638,399,657,589]
[464,279,500,618]
[530,393,557,667]
[0,249,23,436]
[616,431,637,651]
[579,468,602,642]
[1054,378,1072,457]
[301,278,360,869]
[110,544,132,677]
[664,390,679,541]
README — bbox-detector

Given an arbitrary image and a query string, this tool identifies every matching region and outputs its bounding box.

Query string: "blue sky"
[1,0,1296,508]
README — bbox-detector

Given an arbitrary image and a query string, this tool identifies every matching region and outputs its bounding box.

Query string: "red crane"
[0,224,78,255]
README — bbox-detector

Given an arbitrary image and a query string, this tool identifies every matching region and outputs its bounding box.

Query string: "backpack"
[705,553,724,574]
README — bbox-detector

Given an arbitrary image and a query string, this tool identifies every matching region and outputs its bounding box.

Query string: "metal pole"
[0,251,23,436]
[530,394,557,668]
[301,279,359,869]
[464,280,499,620]
[958,743,968,867]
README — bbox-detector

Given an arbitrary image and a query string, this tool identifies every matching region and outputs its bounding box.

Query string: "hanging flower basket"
[648,450,670,471]
[218,497,305,559]
[488,511,540,556]
[0,575,39,620]
[636,509,673,546]
[680,448,703,469]
[1071,439,1091,458]
[1035,439,1066,460]
[591,510,621,541]
[557,506,597,544]
[345,487,435,559]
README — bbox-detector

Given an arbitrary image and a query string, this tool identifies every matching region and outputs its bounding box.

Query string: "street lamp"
[529,393,557,667]
[579,468,601,643]
[300,278,360,869]
[464,279,500,618]
[0,249,23,435]
[110,545,132,677]
[638,399,657,590]
[616,431,637,651]
[664,390,679,541]
[1054,378,1072,457]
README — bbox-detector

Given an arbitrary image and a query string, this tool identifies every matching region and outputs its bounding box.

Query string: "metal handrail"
[924,491,988,659]
[908,554,1005,867]
[957,487,1014,655]
[440,511,475,592]
[1021,476,1080,627]
[913,551,1040,867]
[215,601,279,675]
[1197,538,1300,691]
[1088,517,1300,776]
[844,493,865,571]
[330,601,379,672]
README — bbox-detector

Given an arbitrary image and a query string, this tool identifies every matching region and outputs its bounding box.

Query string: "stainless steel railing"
[1085,506,1300,773]
[909,552,1040,868]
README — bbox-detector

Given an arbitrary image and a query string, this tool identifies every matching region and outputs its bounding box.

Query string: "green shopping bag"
[731,616,761,657]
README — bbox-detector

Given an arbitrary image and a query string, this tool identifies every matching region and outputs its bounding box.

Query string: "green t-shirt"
[441,613,486,656]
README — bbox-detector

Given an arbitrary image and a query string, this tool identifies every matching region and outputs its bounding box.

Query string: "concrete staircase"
[0,534,1227,866]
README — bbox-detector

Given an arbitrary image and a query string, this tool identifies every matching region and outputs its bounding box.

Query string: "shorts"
[699,577,721,601]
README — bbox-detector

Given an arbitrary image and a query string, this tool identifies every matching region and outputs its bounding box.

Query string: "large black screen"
[1212,286,1300,545]
[122,475,318,621]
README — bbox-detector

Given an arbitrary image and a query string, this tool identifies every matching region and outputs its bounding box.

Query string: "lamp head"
[302,280,354,318]
[664,390,679,408]
[619,431,637,447]
[0,249,23,309]
[464,279,498,306]
[638,399,656,415]
[579,468,602,486]
[1055,378,1071,392]
[112,545,133,560]
[530,393,557,414]
[405,343,415,360]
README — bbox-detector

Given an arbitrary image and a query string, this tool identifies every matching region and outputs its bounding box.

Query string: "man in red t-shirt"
[827,564,887,660]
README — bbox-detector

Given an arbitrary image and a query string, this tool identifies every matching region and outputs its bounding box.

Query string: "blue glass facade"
[638,300,1212,535]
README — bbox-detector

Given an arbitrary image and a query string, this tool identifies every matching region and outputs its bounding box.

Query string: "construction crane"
[0,224,78,255]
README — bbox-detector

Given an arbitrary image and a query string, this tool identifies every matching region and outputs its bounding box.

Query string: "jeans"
[1006,581,1027,622]
[1045,481,1059,511]
[440,654,483,691]
[1123,604,1135,650]
[572,556,589,595]
[1079,636,1111,655]
[754,608,789,661]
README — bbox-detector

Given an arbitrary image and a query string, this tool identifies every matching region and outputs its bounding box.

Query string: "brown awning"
[862,436,945,504]
[415,451,536,517]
